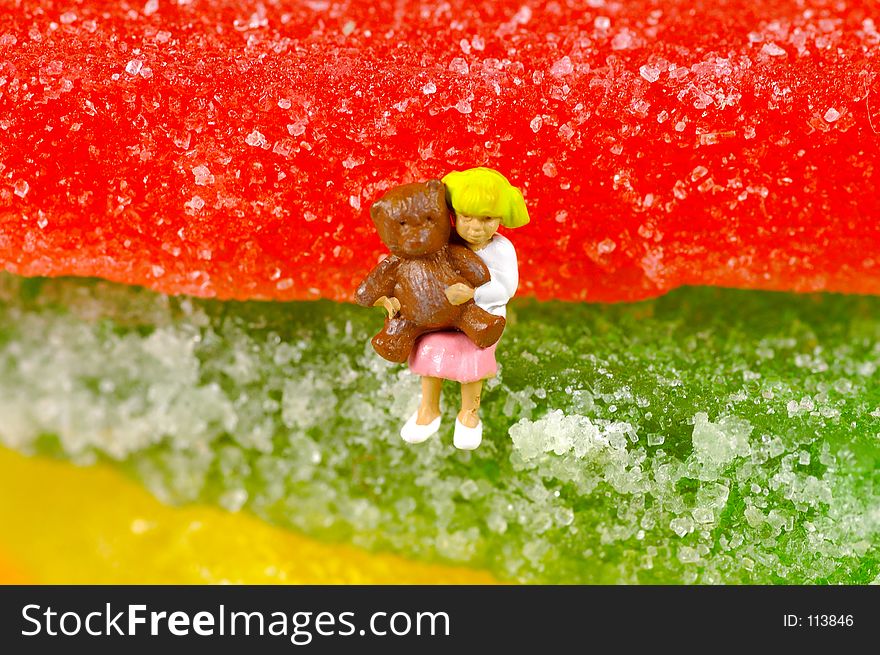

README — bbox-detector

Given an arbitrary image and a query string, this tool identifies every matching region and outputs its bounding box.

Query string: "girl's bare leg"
[416,376,443,425]
[458,380,483,428]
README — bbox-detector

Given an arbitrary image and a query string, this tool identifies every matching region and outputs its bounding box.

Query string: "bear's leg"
[456,304,506,348]
[371,317,424,363]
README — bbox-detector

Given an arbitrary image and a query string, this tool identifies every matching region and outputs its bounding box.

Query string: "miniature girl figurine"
[401,167,530,450]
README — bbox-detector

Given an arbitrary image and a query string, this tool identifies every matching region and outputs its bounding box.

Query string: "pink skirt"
[408,331,498,383]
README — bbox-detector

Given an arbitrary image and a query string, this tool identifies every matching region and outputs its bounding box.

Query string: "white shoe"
[400,412,441,444]
[453,417,483,450]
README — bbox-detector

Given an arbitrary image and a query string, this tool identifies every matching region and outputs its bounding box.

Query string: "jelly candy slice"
[1,275,877,583]
[1,1,878,303]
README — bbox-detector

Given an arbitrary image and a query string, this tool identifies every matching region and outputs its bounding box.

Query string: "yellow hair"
[441,167,530,228]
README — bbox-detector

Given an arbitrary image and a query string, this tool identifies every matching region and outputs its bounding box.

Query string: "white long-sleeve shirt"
[472,234,518,317]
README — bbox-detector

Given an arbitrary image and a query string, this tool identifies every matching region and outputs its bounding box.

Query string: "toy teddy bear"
[355,179,506,363]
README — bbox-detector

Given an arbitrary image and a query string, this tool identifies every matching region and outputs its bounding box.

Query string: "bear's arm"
[355,255,400,306]
[447,245,491,287]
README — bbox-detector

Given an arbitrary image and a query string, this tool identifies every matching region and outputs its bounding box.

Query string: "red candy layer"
[1,1,878,302]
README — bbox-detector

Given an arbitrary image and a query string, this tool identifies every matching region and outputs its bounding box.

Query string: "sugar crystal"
[761,43,787,57]
[455,98,472,114]
[125,60,143,76]
[185,196,205,212]
[824,107,841,122]
[639,65,661,83]
[448,58,469,75]
[192,165,214,186]
[550,56,573,77]
[245,130,267,147]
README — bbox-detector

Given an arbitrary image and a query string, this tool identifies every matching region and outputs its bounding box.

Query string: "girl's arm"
[354,255,400,307]
[474,238,519,308]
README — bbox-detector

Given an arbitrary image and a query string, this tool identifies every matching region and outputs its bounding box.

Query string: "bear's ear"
[425,179,446,208]
[369,200,385,221]
[423,179,447,214]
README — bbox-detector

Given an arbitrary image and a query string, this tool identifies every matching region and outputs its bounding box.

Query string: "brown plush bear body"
[355,179,506,363]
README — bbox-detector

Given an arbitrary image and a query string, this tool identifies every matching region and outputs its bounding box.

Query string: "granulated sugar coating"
[1,1,878,302]
[1,275,877,583]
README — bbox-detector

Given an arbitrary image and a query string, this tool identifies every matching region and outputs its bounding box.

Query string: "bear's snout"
[399,227,438,255]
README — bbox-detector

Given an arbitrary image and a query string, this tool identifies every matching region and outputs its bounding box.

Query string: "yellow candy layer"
[0,447,497,584]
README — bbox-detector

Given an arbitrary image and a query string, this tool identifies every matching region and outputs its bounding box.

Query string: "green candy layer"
[1,274,878,583]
